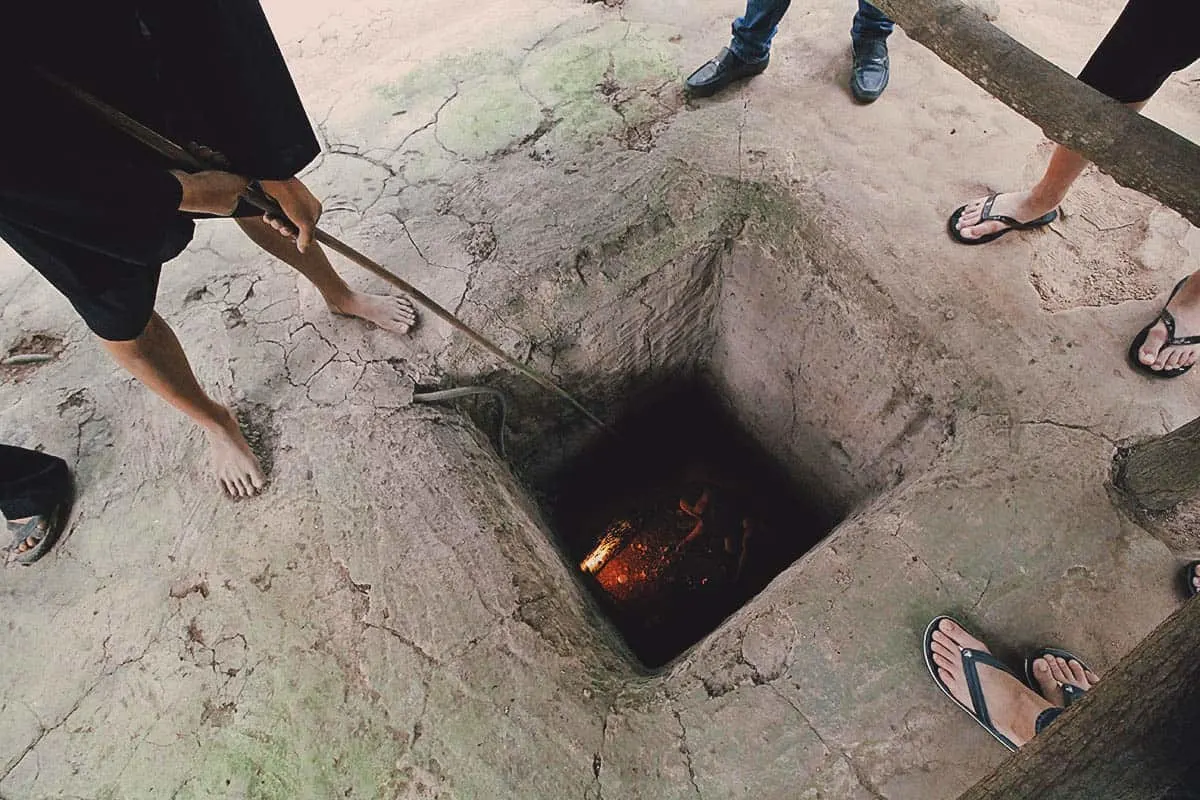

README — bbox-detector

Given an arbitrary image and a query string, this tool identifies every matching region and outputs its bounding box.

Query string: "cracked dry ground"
[2,0,1199,798]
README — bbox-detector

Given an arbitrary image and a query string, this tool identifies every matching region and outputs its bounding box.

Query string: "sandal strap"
[6,516,44,541]
[1160,309,1200,347]
[973,194,1057,231]
[1061,683,1086,706]
[961,647,1019,750]
[978,193,998,220]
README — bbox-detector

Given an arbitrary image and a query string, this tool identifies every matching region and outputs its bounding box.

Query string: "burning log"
[580,519,636,575]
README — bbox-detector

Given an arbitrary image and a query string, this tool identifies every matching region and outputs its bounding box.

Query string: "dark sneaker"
[685,47,769,98]
[850,38,890,103]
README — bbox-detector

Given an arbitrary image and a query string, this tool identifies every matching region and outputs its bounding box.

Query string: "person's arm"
[172,170,251,216]
[256,178,323,253]
[0,144,253,267]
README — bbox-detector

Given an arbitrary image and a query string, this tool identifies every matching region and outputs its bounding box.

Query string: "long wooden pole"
[870,0,1200,228]
[1115,415,1200,512]
[38,69,608,431]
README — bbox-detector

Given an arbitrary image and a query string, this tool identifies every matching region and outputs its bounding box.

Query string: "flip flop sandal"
[923,615,1020,752]
[4,483,73,566]
[1184,560,1200,599]
[1128,277,1200,379]
[947,193,1059,245]
[1023,647,1093,707]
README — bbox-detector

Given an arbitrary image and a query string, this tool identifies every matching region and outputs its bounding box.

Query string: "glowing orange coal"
[580,519,635,574]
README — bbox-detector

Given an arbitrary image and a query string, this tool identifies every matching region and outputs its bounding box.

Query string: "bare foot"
[206,408,266,498]
[1032,654,1100,707]
[930,618,1053,748]
[1138,274,1200,372]
[329,291,418,334]
[954,191,1059,241]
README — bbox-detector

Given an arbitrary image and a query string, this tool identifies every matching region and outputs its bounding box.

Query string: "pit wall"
[438,159,749,490]
[417,162,1179,799]
[449,162,965,520]
[709,200,963,518]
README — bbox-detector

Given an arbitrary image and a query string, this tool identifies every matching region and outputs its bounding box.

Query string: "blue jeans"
[729,0,894,63]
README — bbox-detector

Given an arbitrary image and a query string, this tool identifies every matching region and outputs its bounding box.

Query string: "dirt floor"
[1,0,1198,798]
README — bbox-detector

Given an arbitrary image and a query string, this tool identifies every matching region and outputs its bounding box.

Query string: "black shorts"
[0,220,164,342]
[1078,0,1200,103]
[1,200,263,343]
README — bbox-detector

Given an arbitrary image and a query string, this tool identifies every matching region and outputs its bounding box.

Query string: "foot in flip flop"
[948,191,1059,245]
[926,617,1054,750]
[1132,274,1200,378]
[1028,649,1100,708]
[5,495,72,566]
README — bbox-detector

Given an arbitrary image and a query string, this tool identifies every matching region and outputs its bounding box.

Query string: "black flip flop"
[1184,560,1199,599]
[4,481,73,566]
[947,193,1059,245]
[924,615,1019,752]
[1128,277,1199,379]
[1024,647,1093,707]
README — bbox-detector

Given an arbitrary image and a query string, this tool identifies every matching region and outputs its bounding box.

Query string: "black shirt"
[0,1,320,268]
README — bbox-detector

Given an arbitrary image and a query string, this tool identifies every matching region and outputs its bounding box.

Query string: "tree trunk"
[957,598,1200,800]
[869,0,1200,229]
[1115,416,1200,512]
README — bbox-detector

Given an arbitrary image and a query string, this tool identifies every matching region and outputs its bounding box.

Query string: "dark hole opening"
[547,377,842,668]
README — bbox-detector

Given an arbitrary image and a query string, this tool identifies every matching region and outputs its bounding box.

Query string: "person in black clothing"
[1,446,72,565]
[1,4,418,498]
[946,0,1200,379]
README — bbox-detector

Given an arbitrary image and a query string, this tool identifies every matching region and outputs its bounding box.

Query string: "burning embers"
[580,485,756,592]
[550,381,835,667]
[580,520,634,575]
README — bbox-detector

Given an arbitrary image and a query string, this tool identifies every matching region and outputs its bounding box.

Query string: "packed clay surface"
[1,0,1197,797]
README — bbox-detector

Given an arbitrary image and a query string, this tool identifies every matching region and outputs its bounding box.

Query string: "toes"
[936,665,962,693]
[936,618,986,651]
[931,638,958,663]
[394,298,417,322]
[960,221,1003,241]
[1031,657,1063,702]
[1065,659,1089,686]
[931,629,954,651]
[1055,657,1076,685]
[1164,348,1185,371]
[932,651,957,674]
[1047,656,1068,684]
[1032,657,1056,689]
[956,199,986,228]
[1140,322,1169,366]
[937,618,962,637]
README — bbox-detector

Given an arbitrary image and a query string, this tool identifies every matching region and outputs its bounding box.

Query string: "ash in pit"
[548,379,838,668]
